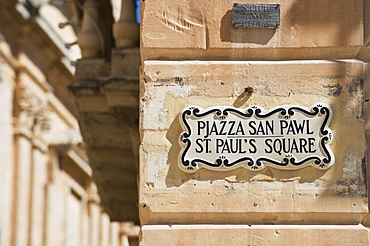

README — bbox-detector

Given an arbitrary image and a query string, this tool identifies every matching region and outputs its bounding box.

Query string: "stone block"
[140,225,370,246]
[111,48,140,77]
[141,0,363,60]
[364,63,370,135]
[75,59,110,81]
[139,60,367,225]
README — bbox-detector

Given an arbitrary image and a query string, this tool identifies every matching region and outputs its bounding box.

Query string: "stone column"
[0,54,15,246]
[12,135,32,246]
[44,183,61,246]
[87,183,102,246]
[81,193,90,246]
[139,0,370,245]
[44,149,66,246]
[11,86,34,246]
[12,84,51,246]
[29,148,48,246]
[65,190,82,246]
[77,0,102,58]
[100,213,111,245]
[113,0,139,48]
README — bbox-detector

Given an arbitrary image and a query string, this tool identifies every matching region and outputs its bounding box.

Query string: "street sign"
[179,104,334,172]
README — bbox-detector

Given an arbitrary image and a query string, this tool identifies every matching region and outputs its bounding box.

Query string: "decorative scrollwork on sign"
[178,104,334,173]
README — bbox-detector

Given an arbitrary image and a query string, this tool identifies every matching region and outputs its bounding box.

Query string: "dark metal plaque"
[232,3,280,28]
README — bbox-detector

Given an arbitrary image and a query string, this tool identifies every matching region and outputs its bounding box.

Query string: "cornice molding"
[0,2,76,112]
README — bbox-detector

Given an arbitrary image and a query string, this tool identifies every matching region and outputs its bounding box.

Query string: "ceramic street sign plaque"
[178,104,334,173]
[232,3,280,28]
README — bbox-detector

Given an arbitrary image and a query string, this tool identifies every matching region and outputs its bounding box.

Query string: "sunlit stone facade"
[13,0,370,245]
[0,1,138,245]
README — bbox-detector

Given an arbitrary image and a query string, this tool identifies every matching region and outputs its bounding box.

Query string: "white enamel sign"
[178,104,334,173]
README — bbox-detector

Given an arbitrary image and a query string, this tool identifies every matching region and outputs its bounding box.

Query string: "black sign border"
[179,104,333,172]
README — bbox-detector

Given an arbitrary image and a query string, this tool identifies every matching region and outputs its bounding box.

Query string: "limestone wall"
[141,0,363,60]
[140,0,370,244]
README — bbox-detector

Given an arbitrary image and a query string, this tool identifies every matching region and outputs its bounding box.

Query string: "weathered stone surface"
[111,48,140,76]
[70,57,140,223]
[140,225,370,246]
[74,59,111,81]
[141,0,363,60]
[364,63,370,138]
[139,60,367,225]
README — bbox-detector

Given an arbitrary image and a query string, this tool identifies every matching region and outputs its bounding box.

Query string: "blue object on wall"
[135,0,140,23]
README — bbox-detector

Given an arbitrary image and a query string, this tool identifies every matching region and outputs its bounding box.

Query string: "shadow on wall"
[220,10,276,45]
